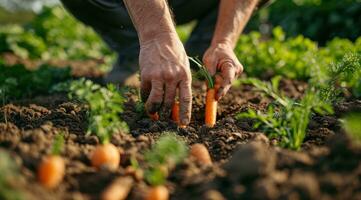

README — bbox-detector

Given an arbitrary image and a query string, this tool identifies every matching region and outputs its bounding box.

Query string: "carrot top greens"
[51,134,64,156]
[189,57,214,89]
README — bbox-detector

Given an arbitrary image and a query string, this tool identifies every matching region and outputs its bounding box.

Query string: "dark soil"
[1,77,361,200]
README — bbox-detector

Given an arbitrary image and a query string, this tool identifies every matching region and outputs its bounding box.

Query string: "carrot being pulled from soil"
[190,143,212,165]
[190,57,218,127]
[149,112,160,121]
[38,134,65,189]
[171,101,180,124]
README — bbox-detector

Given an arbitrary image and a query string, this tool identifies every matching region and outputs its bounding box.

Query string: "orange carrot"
[149,112,159,121]
[38,155,65,188]
[189,57,219,128]
[171,101,180,124]
[91,143,120,171]
[146,185,169,200]
[205,88,217,128]
[190,143,212,165]
[101,177,133,200]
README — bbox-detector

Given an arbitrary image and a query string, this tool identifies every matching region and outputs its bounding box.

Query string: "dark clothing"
[60,0,271,65]
[61,0,219,59]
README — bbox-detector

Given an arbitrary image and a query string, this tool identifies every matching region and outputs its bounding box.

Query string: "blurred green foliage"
[0,150,24,200]
[0,60,71,101]
[236,27,361,80]
[249,0,361,44]
[343,113,361,144]
[144,133,188,186]
[0,7,113,61]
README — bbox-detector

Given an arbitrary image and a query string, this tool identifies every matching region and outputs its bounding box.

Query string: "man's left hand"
[203,43,243,100]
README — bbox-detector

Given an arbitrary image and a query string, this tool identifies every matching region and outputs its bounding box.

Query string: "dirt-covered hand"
[139,33,192,126]
[203,43,243,100]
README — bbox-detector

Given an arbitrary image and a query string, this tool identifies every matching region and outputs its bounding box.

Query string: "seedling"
[52,79,128,170]
[144,133,188,186]
[237,77,333,150]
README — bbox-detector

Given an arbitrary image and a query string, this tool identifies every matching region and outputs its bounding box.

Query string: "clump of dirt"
[0,80,360,200]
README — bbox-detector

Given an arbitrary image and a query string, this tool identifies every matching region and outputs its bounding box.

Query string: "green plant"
[144,133,188,185]
[0,150,24,200]
[237,77,332,150]
[0,61,71,101]
[248,0,361,44]
[235,27,361,81]
[0,7,114,72]
[53,79,128,143]
[313,53,361,101]
[342,113,361,145]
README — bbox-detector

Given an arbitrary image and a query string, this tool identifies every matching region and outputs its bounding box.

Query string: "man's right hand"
[139,33,192,126]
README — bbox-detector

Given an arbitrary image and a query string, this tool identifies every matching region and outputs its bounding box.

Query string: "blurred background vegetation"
[1,0,360,45]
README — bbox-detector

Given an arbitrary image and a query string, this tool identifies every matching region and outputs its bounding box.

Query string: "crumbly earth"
[0,78,361,200]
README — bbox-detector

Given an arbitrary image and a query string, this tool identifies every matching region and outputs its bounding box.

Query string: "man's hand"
[140,33,192,125]
[203,43,243,100]
[123,0,192,125]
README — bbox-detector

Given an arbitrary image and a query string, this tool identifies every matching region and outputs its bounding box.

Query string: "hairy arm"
[204,0,258,99]
[123,0,192,126]
[212,0,258,48]
[123,0,176,44]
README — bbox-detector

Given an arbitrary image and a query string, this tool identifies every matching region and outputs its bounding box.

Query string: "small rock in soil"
[203,190,226,200]
[252,178,278,200]
[224,141,276,182]
[280,173,320,200]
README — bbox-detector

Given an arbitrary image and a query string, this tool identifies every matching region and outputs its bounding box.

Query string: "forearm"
[123,0,176,45]
[211,0,258,49]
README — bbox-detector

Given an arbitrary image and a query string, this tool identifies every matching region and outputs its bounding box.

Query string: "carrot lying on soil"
[38,134,65,189]
[190,143,212,165]
[101,176,134,200]
[91,143,120,171]
[38,155,65,188]
[146,185,169,200]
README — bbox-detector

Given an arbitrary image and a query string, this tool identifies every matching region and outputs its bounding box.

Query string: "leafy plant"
[52,79,128,143]
[313,53,361,101]
[0,150,24,200]
[144,133,188,185]
[235,27,361,81]
[0,61,71,101]
[237,77,332,150]
[0,7,114,72]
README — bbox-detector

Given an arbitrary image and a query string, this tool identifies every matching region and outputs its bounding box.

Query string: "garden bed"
[1,78,360,200]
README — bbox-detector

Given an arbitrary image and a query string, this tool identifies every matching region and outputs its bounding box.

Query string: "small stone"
[203,190,226,200]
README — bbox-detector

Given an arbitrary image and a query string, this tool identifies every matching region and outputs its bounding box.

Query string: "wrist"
[210,40,234,50]
[140,31,180,47]
[139,26,177,45]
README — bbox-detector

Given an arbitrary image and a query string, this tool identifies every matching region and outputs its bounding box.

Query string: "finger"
[145,80,164,114]
[161,82,178,120]
[203,55,217,76]
[140,78,151,102]
[216,62,236,100]
[178,79,192,126]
